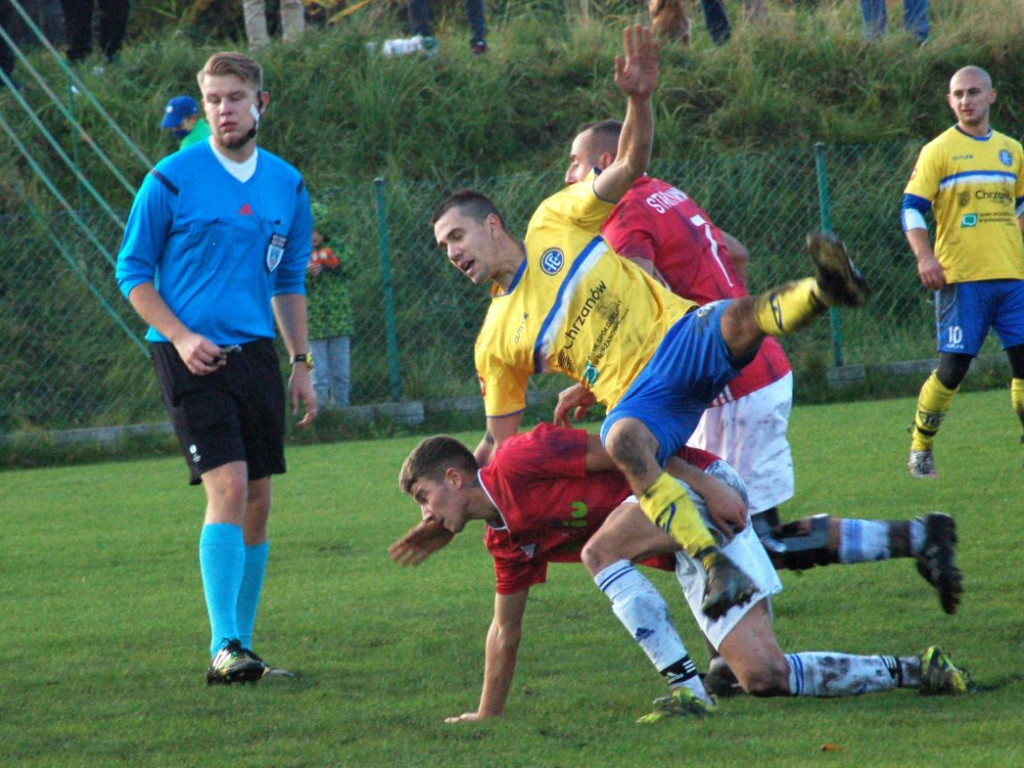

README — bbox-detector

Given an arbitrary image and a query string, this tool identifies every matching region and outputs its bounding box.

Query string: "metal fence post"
[68,74,84,210]
[814,142,844,368]
[373,177,403,401]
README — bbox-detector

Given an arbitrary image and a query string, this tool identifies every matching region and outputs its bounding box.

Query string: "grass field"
[2,389,1022,767]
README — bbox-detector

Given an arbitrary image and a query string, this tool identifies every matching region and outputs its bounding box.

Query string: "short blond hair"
[197,51,263,92]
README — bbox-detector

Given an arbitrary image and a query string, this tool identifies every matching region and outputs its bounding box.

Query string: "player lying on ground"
[390,424,974,723]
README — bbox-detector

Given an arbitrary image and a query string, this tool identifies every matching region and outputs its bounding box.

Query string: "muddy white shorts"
[689,372,794,514]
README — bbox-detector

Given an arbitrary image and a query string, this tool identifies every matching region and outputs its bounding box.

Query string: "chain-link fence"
[1,140,989,436]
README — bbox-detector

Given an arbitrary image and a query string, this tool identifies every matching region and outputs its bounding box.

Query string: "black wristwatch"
[289,352,314,371]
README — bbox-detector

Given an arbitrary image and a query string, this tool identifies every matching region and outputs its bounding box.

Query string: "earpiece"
[247,99,261,139]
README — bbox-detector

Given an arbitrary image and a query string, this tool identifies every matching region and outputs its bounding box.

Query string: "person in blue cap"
[160,94,211,150]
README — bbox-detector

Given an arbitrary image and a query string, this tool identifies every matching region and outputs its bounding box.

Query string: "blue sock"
[199,523,245,657]
[236,541,269,650]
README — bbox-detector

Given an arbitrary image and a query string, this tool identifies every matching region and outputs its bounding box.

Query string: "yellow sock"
[911,371,959,451]
[639,472,717,558]
[1011,378,1024,434]
[752,277,827,336]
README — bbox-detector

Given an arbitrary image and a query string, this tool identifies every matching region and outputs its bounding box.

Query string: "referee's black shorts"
[152,338,286,485]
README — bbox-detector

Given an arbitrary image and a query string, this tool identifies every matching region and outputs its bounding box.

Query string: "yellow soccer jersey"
[475,177,698,417]
[905,126,1024,283]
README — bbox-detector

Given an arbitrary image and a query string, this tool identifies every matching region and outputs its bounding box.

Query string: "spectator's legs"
[242,0,271,50]
[903,0,929,42]
[60,0,94,62]
[859,0,887,39]
[327,335,351,408]
[279,0,305,43]
[407,0,433,37]
[96,0,129,61]
[0,0,17,82]
[309,338,331,406]
[742,0,767,24]
[700,0,731,45]
[465,0,486,42]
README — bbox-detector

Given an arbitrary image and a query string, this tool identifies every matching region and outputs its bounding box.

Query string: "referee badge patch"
[266,233,287,272]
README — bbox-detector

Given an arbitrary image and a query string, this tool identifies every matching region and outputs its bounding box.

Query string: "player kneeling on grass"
[390,424,975,724]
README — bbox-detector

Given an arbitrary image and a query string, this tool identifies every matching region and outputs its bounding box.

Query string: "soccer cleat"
[700,548,757,620]
[261,667,296,679]
[205,639,266,686]
[908,448,938,479]
[470,38,488,55]
[807,231,871,308]
[637,687,717,724]
[243,646,296,679]
[703,656,744,698]
[915,513,962,614]
[919,646,977,695]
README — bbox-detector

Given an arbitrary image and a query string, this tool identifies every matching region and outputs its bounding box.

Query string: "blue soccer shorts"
[600,300,749,465]
[935,279,1024,356]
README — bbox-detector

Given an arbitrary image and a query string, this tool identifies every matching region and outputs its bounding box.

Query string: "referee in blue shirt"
[116,51,316,685]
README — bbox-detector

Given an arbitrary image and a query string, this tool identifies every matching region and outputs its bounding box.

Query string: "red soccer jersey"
[481,423,675,594]
[601,176,791,403]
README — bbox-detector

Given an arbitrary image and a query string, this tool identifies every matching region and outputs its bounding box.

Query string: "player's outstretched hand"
[388,520,455,566]
[553,383,598,427]
[614,24,659,100]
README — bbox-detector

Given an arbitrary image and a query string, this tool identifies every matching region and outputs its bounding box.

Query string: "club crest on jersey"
[540,248,564,275]
[999,149,1013,167]
[266,233,287,272]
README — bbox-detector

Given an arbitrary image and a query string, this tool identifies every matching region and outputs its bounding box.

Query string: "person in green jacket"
[160,94,212,150]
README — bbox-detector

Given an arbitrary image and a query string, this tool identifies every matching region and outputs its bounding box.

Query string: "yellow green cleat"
[637,687,717,724]
[919,646,977,695]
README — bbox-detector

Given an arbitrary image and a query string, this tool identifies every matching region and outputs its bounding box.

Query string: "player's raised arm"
[593,25,659,204]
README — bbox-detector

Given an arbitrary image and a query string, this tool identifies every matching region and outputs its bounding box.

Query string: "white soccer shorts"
[689,372,794,515]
